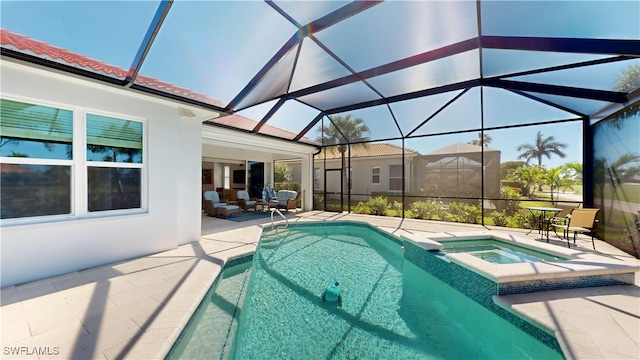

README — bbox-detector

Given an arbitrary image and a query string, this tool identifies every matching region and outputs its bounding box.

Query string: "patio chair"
[268,190,298,212]
[236,190,258,211]
[550,204,580,239]
[203,191,240,218]
[551,208,600,249]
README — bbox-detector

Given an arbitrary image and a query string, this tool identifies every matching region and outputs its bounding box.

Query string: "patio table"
[525,206,562,242]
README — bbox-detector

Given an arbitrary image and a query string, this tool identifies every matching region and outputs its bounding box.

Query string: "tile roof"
[426,141,499,155]
[1,29,225,107]
[317,142,418,160]
[210,114,317,144]
[1,29,317,144]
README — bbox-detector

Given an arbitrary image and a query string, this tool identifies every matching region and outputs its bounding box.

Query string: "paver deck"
[1,211,638,359]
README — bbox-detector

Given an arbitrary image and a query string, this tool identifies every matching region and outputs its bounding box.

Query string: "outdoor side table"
[525,206,562,242]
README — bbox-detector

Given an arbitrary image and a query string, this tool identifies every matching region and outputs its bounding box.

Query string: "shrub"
[313,193,324,209]
[368,196,388,215]
[512,210,534,229]
[410,199,446,220]
[491,210,509,227]
[495,186,522,216]
[353,201,372,215]
[446,201,482,223]
[353,196,388,215]
[389,201,403,217]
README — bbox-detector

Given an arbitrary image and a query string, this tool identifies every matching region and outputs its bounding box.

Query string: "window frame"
[371,166,380,185]
[84,109,146,215]
[0,95,148,224]
[388,164,403,192]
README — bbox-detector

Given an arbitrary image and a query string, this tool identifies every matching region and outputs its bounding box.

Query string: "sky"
[2,0,637,168]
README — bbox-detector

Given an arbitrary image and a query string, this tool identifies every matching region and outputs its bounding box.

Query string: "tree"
[516,131,567,167]
[468,132,492,147]
[614,63,640,93]
[608,64,640,129]
[542,166,576,203]
[506,165,544,198]
[500,161,527,181]
[274,162,292,182]
[316,114,370,197]
[563,162,583,183]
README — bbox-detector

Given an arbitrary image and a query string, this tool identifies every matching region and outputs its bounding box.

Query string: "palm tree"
[468,132,492,147]
[516,131,567,167]
[316,114,370,196]
[542,166,575,203]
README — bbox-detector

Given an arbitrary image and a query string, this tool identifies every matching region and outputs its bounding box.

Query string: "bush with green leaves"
[389,201,403,217]
[353,196,388,215]
[313,193,324,209]
[512,210,534,229]
[353,201,372,215]
[368,196,388,215]
[446,201,482,223]
[495,186,522,216]
[410,199,446,220]
[491,210,509,227]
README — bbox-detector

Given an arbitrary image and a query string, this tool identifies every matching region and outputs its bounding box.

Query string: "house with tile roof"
[314,143,419,200]
[0,29,316,287]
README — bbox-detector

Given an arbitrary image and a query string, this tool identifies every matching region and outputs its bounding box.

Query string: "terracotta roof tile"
[2,29,318,145]
[1,29,224,107]
[317,143,418,159]
[212,114,318,144]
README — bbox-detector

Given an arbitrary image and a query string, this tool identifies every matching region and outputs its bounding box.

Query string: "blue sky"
[3,0,636,168]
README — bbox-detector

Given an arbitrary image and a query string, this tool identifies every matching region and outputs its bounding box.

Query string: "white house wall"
[1,61,206,287]
[316,156,411,195]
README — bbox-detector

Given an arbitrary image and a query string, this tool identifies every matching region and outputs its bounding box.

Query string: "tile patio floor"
[1,211,638,359]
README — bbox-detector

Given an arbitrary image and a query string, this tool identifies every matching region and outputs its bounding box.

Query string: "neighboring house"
[314,143,419,199]
[413,142,501,199]
[0,30,315,287]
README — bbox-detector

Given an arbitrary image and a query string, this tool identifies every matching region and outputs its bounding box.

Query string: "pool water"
[440,239,566,264]
[167,261,252,359]
[228,225,562,359]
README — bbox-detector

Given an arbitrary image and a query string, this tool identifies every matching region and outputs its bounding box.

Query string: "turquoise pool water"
[440,239,566,264]
[166,223,564,359]
[227,224,562,359]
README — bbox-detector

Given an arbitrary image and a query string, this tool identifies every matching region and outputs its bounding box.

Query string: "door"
[248,162,264,199]
[324,168,343,212]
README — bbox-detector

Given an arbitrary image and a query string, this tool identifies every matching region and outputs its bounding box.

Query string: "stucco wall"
[1,61,205,286]
[315,156,410,195]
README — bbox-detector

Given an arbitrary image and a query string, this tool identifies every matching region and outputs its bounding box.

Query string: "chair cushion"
[237,190,250,201]
[203,191,220,203]
[276,190,297,202]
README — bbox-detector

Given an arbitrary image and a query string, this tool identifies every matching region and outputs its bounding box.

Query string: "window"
[224,165,230,188]
[0,97,146,220]
[86,113,143,212]
[371,166,380,184]
[389,165,403,191]
[1,99,73,219]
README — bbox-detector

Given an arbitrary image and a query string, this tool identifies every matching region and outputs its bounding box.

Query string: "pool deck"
[1,211,638,359]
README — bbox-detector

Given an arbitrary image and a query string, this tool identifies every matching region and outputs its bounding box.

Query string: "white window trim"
[371,166,380,185]
[388,164,403,192]
[0,95,148,225]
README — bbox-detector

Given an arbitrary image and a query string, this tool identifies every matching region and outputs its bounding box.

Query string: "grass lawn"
[600,183,640,204]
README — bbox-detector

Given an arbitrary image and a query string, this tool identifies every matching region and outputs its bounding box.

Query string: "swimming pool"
[440,239,567,264]
[167,222,563,359]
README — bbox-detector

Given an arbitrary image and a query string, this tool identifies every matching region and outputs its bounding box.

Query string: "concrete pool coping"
[402,230,640,284]
[1,211,638,359]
